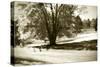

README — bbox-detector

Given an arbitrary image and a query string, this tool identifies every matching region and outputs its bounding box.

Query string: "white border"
[0,0,100,67]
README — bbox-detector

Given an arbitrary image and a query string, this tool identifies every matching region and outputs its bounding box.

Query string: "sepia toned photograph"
[11,1,97,66]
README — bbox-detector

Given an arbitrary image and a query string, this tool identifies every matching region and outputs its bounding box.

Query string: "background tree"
[91,18,97,31]
[87,19,91,28]
[74,15,83,33]
[82,19,91,29]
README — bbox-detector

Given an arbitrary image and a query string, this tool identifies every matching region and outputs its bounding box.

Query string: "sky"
[77,6,97,20]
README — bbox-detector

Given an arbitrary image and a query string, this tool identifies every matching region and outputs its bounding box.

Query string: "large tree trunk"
[49,37,56,46]
[46,33,57,50]
[46,36,56,50]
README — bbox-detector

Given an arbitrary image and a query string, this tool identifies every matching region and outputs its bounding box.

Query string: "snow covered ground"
[57,32,97,44]
[12,46,97,66]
